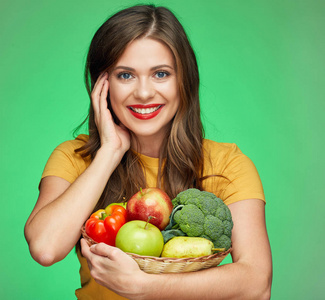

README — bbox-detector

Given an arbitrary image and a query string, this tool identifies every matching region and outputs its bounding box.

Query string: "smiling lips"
[127,104,164,120]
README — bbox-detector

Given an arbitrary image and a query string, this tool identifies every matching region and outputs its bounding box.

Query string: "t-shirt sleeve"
[202,141,265,205]
[41,139,90,184]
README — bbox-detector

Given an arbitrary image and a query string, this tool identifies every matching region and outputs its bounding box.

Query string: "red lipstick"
[127,104,164,120]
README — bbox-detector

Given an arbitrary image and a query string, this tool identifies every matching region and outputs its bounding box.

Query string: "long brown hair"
[76,5,204,211]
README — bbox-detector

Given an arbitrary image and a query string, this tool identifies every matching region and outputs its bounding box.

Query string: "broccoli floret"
[204,215,224,240]
[173,204,205,237]
[215,206,229,221]
[214,235,232,250]
[165,188,233,250]
[172,188,202,206]
[196,192,220,216]
[223,220,233,237]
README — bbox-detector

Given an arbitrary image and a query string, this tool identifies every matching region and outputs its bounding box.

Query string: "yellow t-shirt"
[41,134,265,299]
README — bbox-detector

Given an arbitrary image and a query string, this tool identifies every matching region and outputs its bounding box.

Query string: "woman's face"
[108,38,180,144]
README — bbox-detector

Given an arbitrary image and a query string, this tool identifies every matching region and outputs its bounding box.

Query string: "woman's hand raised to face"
[91,72,131,155]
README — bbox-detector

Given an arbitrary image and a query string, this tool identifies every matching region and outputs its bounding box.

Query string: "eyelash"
[154,70,170,79]
[116,70,171,81]
[117,72,134,80]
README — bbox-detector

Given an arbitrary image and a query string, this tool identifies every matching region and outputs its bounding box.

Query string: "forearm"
[136,201,272,300]
[82,200,272,300]
[25,145,123,265]
[138,261,271,300]
[135,201,272,300]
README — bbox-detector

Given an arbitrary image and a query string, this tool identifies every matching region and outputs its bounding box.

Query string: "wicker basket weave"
[81,226,231,274]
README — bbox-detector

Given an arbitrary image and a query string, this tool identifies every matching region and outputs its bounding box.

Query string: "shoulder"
[203,139,239,150]
[202,138,256,173]
[202,139,244,162]
[41,134,90,183]
[55,134,89,153]
[202,139,265,205]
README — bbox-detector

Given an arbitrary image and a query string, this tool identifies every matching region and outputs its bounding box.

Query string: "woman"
[25,5,272,299]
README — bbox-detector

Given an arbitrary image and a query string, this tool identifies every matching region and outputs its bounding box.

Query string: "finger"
[92,72,108,94]
[91,75,106,115]
[90,242,113,256]
[81,239,97,271]
[80,238,92,259]
[99,79,110,114]
[91,72,108,115]
[90,243,122,260]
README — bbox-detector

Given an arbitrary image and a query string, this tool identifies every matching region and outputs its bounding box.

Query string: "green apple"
[115,220,164,257]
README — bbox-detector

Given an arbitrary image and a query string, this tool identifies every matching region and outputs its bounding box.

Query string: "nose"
[133,77,155,101]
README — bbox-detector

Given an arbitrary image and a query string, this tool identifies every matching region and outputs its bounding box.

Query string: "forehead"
[115,38,176,68]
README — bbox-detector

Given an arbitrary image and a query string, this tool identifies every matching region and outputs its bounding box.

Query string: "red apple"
[126,188,173,230]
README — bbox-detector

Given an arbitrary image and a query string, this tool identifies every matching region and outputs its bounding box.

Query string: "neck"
[131,135,165,158]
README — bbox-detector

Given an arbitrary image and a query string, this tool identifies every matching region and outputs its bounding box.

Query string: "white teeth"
[132,106,161,114]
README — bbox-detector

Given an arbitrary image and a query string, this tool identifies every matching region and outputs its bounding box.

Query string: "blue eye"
[118,72,132,80]
[155,71,169,79]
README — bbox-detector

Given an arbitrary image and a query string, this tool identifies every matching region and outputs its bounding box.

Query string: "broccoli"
[163,188,233,250]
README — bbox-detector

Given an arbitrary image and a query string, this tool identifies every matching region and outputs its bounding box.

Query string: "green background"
[1,0,324,299]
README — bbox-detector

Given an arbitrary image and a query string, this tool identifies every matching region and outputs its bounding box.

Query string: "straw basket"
[81,226,231,274]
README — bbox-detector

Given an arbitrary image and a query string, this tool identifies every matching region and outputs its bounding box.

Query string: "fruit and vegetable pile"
[84,188,233,259]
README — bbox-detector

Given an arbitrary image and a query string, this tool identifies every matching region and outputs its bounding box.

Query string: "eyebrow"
[113,64,174,71]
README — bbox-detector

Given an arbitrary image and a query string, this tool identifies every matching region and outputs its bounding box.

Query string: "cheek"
[109,98,125,124]
[109,81,131,103]
[108,83,122,109]
[108,86,132,125]
[108,96,121,124]
[108,92,117,111]
[168,87,180,110]
[160,80,179,101]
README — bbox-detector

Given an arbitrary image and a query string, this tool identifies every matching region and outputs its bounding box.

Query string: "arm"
[24,73,131,266]
[82,199,272,300]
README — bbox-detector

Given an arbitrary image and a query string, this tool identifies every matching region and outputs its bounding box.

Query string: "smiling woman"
[24,4,272,300]
[108,38,180,149]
